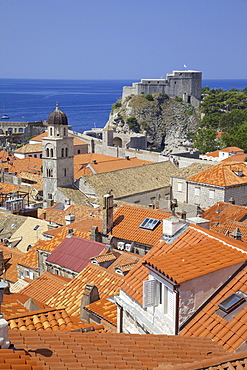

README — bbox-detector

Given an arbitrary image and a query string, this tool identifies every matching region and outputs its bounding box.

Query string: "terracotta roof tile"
[6,331,227,370]
[187,162,247,187]
[145,239,247,283]
[15,143,42,154]
[7,307,104,332]
[46,264,124,317]
[1,293,46,319]
[111,205,171,246]
[0,245,24,283]
[203,201,247,228]
[85,297,117,327]
[180,264,247,352]
[39,203,101,226]
[19,271,71,304]
[121,225,247,305]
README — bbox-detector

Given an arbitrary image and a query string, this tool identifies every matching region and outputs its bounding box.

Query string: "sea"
[0,78,247,132]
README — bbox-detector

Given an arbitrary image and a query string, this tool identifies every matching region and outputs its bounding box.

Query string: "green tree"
[221,121,247,151]
[127,116,140,133]
[193,128,219,154]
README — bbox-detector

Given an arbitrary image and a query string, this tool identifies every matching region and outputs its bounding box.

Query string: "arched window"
[50,148,53,157]
[50,127,52,136]
[64,168,66,177]
[65,148,68,157]
[46,169,49,177]
[61,148,64,157]
[46,148,49,157]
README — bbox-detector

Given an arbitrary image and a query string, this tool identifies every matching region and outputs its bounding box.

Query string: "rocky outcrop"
[105,94,200,152]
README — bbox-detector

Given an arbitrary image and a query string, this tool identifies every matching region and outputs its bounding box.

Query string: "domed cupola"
[48,103,68,125]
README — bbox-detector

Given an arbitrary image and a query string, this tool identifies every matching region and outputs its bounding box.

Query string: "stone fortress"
[122,70,202,107]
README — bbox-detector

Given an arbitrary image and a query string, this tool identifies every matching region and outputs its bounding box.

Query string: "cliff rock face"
[106,94,200,151]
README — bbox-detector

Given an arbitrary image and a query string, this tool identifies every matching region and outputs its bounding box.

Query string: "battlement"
[122,70,202,107]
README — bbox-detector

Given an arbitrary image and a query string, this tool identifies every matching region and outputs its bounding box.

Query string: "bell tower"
[42,103,74,206]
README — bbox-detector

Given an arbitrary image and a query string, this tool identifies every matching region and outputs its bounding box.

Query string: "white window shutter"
[167,288,174,317]
[143,280,159,308]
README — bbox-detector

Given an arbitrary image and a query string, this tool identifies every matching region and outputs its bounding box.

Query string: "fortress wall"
[122,70,202,107]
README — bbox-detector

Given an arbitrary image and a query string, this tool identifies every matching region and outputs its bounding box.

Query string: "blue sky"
[0,0,247,80]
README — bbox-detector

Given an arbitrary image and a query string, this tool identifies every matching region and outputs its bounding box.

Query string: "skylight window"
[139,217,160,231]
[218,293,245,314]
[33,225,40,230]
[10,223,16,228]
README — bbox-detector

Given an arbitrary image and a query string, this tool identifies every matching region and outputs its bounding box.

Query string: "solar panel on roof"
[139,217,160,230]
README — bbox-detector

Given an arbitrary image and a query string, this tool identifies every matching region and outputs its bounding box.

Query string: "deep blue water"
[0,78,247,132]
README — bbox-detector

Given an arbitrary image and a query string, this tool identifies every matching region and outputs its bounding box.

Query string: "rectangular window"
[143,280,160,308]
[177,182,183,192]
[195,187,200,196]
[209,189,215,199]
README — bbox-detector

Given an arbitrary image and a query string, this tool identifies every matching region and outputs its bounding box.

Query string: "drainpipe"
[174,287,180,335]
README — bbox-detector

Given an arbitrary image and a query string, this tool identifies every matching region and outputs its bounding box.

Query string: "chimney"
[0,282,10,349]
[80,284,99,322]
[102,193,114,235]
[162,216,186,239]
[170,199,178,216]
[231,227,242,240]
[67,228,74,238]
[228,197,235,205]
[181,210,187,220]
[65,213,76,225]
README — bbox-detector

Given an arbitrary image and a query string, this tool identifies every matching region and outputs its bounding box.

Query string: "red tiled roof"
[8,307,104,332]
[154,350,247,370]
[121,225,247,305]
[7,330,228,370]
[19,271,71,304]
[46,263,124,317]
[180,265,247,352]
[222,153,247,162]
[144,240,247,284]
[187,162,247,187]
[111,205,171,246]
[85,297,117,327]
[203,201,247,229]
[46,236,106,272]
[39,203,102,226]
[0,245,24,283]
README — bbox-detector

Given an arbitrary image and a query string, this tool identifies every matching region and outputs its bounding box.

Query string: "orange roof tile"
[155,350,247,370]
[15,143,42,153]
[111,205,171,246]
[8,307,103,332]
[0,245,25,283]
[222,153,247,162]
[144,240,247,284]
[39,203,102,226]
[0,182,19,194]
[214,220,247,242]
[121,225,247,305]
[1,292,46,319]
[203,202,247,229]
[187,162,247,187]
[46,263,124,317]
[19,271,71,304]
[180,265,247,352]
[6,330,228,370]
[85,297,117,327]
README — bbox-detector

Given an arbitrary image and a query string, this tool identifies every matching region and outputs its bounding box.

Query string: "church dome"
[48,103,68,125]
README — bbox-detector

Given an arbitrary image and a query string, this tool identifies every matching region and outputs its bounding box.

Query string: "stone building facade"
[122,70,202,107]
[42,104,74,206]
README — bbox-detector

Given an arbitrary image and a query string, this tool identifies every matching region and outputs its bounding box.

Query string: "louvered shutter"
[143,280,159,308]
[167,288,174,317]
